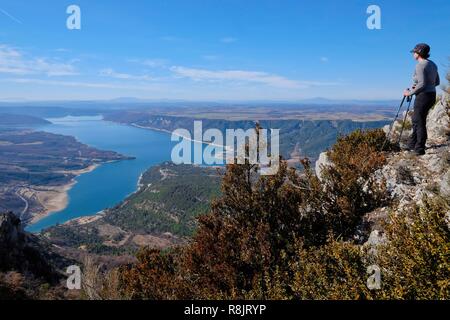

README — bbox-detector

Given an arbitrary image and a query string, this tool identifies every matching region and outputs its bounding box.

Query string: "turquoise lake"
[26,116,209,233]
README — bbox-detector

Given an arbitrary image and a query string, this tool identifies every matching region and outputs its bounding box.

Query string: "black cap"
[410,43,431,57]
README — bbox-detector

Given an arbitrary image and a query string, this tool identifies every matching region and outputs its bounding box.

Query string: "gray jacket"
[410,59,440,95]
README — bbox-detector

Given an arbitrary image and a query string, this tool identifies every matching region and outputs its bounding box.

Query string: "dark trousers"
[408,91,436,152]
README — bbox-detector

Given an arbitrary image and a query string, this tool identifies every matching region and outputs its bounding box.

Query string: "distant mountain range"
[0,97,400,107]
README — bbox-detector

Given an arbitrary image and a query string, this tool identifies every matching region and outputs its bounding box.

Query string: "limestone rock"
[0,212,23,246]
[366,230,386,246]
[315,151,332,181]
[426,96,450,146]
[372,95,449,232]
[439,169,450,198]
[383,94,449,147]
[0,212,61,282]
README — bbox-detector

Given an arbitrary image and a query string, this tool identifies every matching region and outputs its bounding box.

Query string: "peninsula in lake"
[0,118,134,224]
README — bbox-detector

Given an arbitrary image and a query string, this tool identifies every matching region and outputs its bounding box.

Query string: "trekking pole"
[397,95,413,145]
[381,94,407,151]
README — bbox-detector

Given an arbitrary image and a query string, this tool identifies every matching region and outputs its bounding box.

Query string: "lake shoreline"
[130,123,232,150]
[27,163,100,225]
[27,117,234,232]
[25,117,179,232]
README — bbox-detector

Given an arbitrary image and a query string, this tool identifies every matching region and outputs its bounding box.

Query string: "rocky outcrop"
[382,94,450,147]
[439,169,450,198]
[0,212,61,282]
[312,94,448,181]
[374,145,449,210]
[426,95,450,145]
[0,212,23,247]
[377,95,449,207]
[382,109,412,147]
[315,94,450,244]
[0,212,26,272]
[315,151,332,181]
[365,93,450,245]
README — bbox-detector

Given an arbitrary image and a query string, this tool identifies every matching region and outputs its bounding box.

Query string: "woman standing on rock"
[404,43,440,156]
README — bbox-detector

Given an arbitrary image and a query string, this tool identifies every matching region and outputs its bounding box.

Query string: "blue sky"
[0,0,448,101]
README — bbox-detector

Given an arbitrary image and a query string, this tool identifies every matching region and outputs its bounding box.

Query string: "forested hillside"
[104,112,389,162]
[0,114,50,126]
[43,163,222,255]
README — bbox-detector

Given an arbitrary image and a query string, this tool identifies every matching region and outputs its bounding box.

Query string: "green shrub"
[374,197,450,299]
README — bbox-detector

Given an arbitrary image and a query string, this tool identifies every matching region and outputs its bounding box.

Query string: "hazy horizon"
[0,96,402,104]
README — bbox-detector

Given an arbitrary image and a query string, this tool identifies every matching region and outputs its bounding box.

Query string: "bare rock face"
[315,151,332,181]
[0,212,23,246]
[383,94,449,147]
[379,94,449,206]
[0,212,26,270]
[316,96,450,250]
[426,96,450,146]
[364,94,450,248]
[0,212,60,282]
[366,229,387,246]
[375,145,448,211]
[439,169,450,198]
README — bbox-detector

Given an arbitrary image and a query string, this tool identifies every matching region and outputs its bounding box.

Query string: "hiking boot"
[413,149,425,156]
